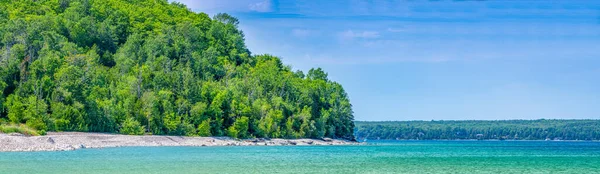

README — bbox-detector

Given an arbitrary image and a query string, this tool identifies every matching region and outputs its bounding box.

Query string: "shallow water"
[1,141,599,173]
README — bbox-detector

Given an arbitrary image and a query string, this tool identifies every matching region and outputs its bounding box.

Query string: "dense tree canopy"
[355,120,600,140]
[0,0,354,139]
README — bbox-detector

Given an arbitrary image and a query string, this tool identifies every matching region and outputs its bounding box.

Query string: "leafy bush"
[227,126,239,138]
[120,118,145,135]
[0,124,42,136]
[197,119,212,137]
[231,117,249,139]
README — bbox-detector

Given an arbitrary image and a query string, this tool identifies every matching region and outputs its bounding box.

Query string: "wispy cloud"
[387,27,405,33]
[297,53,451,66]
[338,30,380,40]
[177,0,600,121]
[171,0,273,15]
[249,0,273,12]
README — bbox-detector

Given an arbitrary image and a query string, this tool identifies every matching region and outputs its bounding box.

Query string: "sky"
[172,0,600,121]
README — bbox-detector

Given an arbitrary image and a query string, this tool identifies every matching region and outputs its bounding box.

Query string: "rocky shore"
[0,132,359,152]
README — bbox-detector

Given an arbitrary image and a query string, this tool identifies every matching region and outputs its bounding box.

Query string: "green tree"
[6,95,24,123]
[197,119,212,137]
[120,117,145,135]
[228,116,249,139]
[0,0,354,139]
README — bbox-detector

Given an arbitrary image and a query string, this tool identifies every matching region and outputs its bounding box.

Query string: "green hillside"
[0,0,354,139]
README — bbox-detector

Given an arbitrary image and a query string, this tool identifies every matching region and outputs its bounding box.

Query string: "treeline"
[355,120,600,140]
[0,0,354,139]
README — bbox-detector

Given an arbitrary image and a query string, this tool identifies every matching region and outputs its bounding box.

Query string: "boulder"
[47,137,55,144]
[248,138,266,143]
[321,138,333,142]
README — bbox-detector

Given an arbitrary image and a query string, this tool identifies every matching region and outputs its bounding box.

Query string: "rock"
[65,145,76,151]
[247,138,262,143]
[321,138,333,142]
[47,137,55,144]
[0,132,359,152]
[8,133,24,136]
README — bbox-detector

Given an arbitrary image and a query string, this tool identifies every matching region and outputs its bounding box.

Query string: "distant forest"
[355,120,600,140]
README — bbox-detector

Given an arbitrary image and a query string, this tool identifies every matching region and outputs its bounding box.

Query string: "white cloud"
[387,27,405,32]
[339,30,380,40]
[249,0,272,12]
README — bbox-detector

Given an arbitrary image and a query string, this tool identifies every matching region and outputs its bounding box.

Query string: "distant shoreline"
[0,132,359,152]
[355,120,600,141]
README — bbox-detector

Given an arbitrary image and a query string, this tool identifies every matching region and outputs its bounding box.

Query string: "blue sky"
[173,0,600,121]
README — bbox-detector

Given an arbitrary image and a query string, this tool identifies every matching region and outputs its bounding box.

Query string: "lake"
[1,141,599,173]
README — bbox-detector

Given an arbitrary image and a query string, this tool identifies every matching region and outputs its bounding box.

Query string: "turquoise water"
[1,141,599,173]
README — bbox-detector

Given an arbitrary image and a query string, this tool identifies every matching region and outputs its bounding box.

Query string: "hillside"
[0,0,354,139]
[355,120,600,140]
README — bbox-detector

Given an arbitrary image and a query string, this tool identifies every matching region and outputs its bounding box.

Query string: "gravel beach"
[0,132,359,152]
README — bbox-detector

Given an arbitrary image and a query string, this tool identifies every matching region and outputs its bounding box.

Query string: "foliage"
[120,117,145,135]
[0,0,354,139]
[355,120,600,140]
[228,116,249,139]
[197,119,212,137]
[0,124,42,136]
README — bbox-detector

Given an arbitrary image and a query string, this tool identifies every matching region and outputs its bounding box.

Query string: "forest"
[0,0,355,139]
[355,120,600,140]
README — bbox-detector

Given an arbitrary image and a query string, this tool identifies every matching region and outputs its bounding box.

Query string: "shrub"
[233,116,249,139]
[0,124,41,136]
[197,119,211,137]
[173,123,196,136]
[26,118,48,134]
[227,126,238,138]
[120,118,145,135]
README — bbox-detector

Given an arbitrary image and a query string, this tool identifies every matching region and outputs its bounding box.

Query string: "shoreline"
[0,132,360,152]
[362,139,600,142]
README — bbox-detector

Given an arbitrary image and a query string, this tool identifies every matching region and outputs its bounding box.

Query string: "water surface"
[1,141,599,173]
